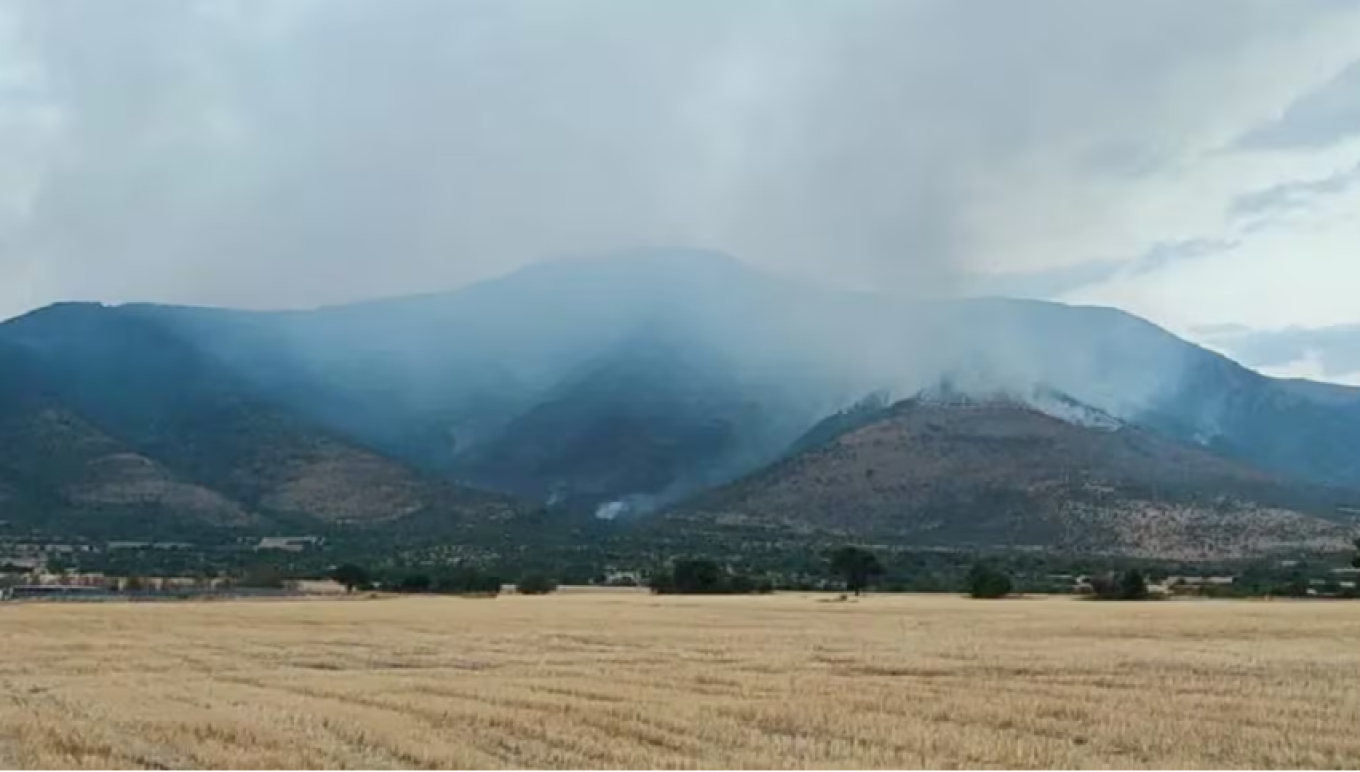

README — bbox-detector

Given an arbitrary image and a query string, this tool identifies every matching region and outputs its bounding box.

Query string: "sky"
[3,1,1360,382]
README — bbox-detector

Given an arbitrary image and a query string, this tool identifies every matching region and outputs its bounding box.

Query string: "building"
[255,536,325,552]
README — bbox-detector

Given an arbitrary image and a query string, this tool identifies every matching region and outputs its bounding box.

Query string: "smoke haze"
[3,0,1360,356]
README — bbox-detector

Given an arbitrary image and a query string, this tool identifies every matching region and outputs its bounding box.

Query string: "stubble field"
[1,591,1358,769]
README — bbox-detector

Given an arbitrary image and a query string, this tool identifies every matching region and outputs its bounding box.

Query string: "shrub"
[1119,569,1150,601]
[331,563,370,593]
[649,560,772,595]
[516,573,558,595]
[966,563,1013,599]
[1090,570,1152,601]
[433,567,502,596]
[396,573,432,593]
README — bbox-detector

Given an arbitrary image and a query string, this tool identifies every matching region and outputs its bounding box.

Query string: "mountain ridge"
[4,250,1360,557]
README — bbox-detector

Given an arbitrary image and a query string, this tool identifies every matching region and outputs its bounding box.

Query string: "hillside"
[667,393,1353,560]
[113,251,845,504]
[6,251,1360,552]
[453,329,812,509]
[0,305,521,539]
[105,252,1360,504]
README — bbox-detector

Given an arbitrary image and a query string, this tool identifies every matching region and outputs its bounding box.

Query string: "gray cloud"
[1133,238,1237,276]
[1238,59,1360,150]
[1230,161,1360,218]
[974,238,1235,299]
[0,0,1355,318]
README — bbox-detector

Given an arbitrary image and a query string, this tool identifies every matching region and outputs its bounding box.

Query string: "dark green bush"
[966,563,1013,599]
[330,563,370,593]
[396,573,432,593]
[649,559,772,595]
[516,573,559,595]
[1090,570,1151,601]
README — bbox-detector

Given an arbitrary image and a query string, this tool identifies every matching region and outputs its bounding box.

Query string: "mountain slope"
[454,329,814,508]
[119,251,846,502]
[6,249,1360,542]
[116,253,1360,502]
[667,394,1352,559]
[1143,352,1360,489]
[0,405,258,534]
[0,304,520,536]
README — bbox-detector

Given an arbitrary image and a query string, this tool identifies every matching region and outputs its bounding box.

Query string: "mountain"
[1275,378,1360,407]
[109,250,848,505]
[1143,353,1360,489]
[664,391,1353,560]
[5,248,1360,550]
[0,304,519,538]
[133,254,1360,502]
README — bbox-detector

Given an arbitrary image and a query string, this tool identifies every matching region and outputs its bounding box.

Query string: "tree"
[1119,569,1150,601]
[331,563,370,593]
[671,559,723,594]
[966,563,1013,599]
[1272,572,1310,598]
[433,567,502,595]
[516,573,558,595]
[396,573,431,593]
[649,560,771,595]
[647,568,674,594]
[1090,569,1151,601]
[829,546,883,596]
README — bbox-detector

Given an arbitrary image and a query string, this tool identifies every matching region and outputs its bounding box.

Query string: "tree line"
[321,537,1360,601]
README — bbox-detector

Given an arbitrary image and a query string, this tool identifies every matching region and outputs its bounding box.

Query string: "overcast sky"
[4,1,1360,381]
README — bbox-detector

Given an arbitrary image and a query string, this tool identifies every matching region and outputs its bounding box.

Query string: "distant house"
[28,572,117,589]
[255,536,324,552]
[603,570,643,586]
[1165,576,1235,594]
[0,557,43,571]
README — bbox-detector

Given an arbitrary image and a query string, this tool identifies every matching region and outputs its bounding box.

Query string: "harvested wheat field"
[2,593,1359,770]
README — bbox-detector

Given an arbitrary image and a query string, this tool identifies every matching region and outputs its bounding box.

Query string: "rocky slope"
[665,393,1353,559]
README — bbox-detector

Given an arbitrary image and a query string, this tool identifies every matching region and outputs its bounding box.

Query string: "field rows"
[1,593,1359,768]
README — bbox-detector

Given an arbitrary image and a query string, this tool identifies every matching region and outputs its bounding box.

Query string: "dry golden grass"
[2,592,1359,769]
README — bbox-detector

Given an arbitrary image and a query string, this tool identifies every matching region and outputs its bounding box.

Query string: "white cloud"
[1068,143,1360,332]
